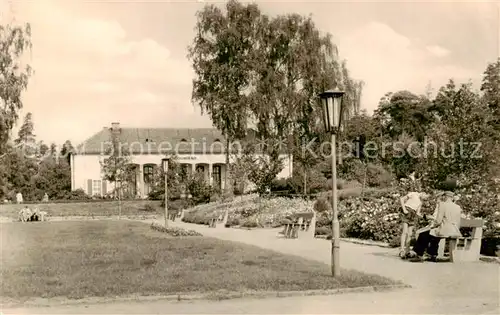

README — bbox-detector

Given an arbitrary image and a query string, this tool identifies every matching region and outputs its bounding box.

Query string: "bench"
[167,211,179,221]
[436,218,485,262]
[448,218,485,262]
[281,212,315,239]
[208,217,217,228]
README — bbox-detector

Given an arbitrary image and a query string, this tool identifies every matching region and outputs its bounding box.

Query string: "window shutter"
[87,179,92,196]
[102,180,107,195]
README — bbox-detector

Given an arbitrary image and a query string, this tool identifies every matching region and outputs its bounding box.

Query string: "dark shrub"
[316,214,331,228]
[290,167,328,194]
[314,198,331,214]
[270,178,294,193]
[241,218,258,228]
[365,163,394,188]
[169,199,192,211]
[326,178,346,190]
[315,226,331,236]
[142,204,157,212]
[227,217,240,227]
[186,174,213,205]
[481,237,500,257]
[61,189,91,201]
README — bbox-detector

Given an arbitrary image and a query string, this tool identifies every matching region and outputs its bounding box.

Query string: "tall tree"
[100,133,132,198]
[49,142,57,157]
[60,140,74,164]
[0,22,32,153]
[375,90,434,141]
[32,155,71,200]
[421,82,498,187]
[188,0,260,198]
[246,12,362,192]
[37,140,49,159]
[480,58,500,133]
[14,112,36,157]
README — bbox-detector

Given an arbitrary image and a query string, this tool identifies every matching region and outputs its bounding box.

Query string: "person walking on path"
[16,191,23,204]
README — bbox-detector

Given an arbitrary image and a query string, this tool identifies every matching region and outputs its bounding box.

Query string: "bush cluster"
[314,183,500,250]
[314,195,403,246]
[179,181,499,254]
[181,194,315,228]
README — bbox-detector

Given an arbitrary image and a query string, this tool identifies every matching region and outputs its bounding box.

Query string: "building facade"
[70,123,293,198]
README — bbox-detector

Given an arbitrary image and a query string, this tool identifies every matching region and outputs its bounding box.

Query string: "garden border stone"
[0,284,412,308]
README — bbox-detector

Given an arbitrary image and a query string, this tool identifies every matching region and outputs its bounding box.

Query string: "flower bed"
[182,194,314,227]
[150,223,203,236]
[316,185,500,252]
[180,185,499,255]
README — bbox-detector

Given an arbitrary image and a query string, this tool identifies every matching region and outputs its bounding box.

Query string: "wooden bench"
[208,217,217,228]
[167,211,178,221]
[282,212,315,239]
[448,218,485,262]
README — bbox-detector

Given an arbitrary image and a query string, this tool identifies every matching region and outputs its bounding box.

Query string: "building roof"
[76,123,291,155]
[76,127,229,155]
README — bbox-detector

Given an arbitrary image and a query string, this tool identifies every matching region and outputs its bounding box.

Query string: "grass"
[0,200,163,220]
[0,221,397,303]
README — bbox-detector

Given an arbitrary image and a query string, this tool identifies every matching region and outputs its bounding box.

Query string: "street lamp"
[116,169,122,220]
[162,158,169,228]
[319,88,345,278]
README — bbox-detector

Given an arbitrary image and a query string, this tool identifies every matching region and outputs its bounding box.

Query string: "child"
[399,182,429,258]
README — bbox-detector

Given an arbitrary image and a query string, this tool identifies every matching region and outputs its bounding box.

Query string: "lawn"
[0,221,397,303]
[0,200,163,220]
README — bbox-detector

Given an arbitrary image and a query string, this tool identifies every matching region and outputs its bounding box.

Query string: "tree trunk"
[361,162,368,197]
[117,180,122,220]
[303,168,307,196]
[224,136,231,200]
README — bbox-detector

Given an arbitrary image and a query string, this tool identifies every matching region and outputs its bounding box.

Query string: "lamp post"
[116,169,122,220]
[162,158,169,228]
[319,89,345,278]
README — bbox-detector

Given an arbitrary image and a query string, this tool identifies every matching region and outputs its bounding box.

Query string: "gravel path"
[153,220,499,294]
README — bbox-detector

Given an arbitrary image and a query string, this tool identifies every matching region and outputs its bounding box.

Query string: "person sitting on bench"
[409,189,462,262]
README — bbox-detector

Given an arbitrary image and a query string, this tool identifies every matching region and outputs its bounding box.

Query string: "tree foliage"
[147,155,186,200]
[189,0,261,197]
[100,131,133,198]
[14,112,37,156]
[0,22,32,153]
[0,112,73,201]
[189,0,363,193]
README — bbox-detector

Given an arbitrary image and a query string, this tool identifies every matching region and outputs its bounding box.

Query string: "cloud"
[426,45,450,58]
[13,0,207,145]
[338,21,476,112]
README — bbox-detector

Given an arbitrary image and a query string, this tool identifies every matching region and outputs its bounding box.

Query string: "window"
[144,165,154,184]
[93,180,102,196]
[196,165,204,173]
[180,138,187,142]
[212,165,221,189]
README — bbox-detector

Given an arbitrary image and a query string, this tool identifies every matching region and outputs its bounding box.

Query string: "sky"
[2,0,499,146]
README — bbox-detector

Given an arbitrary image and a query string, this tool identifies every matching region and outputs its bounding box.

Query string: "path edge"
[2,284,412,308]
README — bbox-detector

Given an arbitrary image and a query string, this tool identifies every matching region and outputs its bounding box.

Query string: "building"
[70,122,293,198]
